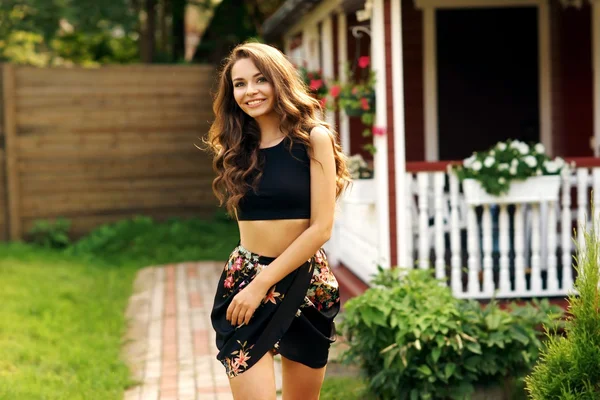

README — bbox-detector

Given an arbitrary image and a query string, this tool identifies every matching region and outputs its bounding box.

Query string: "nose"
[246,83,259,95]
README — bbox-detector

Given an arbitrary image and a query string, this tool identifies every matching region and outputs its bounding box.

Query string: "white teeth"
[247,99,264,106]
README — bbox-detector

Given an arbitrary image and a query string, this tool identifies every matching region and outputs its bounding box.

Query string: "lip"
[245,99,266,108]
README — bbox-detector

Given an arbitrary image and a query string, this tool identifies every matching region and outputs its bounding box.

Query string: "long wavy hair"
[205,41,351,217]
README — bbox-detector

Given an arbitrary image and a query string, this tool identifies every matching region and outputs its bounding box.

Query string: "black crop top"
[237,137,311,220]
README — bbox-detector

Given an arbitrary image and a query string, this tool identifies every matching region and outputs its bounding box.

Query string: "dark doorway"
[437,7,539,161]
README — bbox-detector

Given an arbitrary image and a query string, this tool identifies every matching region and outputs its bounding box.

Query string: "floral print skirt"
[210,244,340,378]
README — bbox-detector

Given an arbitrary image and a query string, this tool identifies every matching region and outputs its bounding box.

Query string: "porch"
[327,158,600,299]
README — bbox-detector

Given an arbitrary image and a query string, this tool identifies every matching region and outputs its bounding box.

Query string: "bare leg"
[229,351,277,400]
[281,356,326,400]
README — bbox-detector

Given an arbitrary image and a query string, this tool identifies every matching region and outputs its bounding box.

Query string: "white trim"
[371,0,391,268]
[286,1,343,37]
[301,24,321,70]
[337,12,351,154]
[392,0,408,266]
[593,0,600,156]
[423,8,438,161]
[321,15,336,128]
[539,1,553,156]
[421,0,552,161]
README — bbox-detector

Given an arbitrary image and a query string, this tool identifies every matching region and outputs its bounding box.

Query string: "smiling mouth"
[246,99,266,107]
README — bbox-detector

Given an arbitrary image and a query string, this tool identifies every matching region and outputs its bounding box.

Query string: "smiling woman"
[203,42,352,400]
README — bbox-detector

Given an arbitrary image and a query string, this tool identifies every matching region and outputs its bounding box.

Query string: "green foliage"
[27,217,72,249]
[0,0,139,65]
[525,218,600,399]
[452,139,566,196]
[66,213,239,267]
[320,377,375,400]
[341,267,563,400]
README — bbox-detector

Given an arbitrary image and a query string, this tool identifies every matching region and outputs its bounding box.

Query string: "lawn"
[0,215,240,400]
[0,214,368,399]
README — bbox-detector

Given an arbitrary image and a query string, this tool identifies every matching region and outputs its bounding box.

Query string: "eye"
[257,77,267,83]
[234,82,245,88]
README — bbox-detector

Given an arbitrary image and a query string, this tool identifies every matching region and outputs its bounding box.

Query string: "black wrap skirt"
[210,244,340,378]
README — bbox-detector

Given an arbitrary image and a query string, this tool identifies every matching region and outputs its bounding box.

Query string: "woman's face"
[231,58,276,119]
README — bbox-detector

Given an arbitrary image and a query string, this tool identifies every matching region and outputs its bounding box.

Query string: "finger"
[230,305,242,326]
[235,307,246,326]
[226,301,234,322]
[243,308,254,326]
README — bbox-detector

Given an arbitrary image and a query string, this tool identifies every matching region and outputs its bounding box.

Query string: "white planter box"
[462,175,561,206]
[343,178,376,204]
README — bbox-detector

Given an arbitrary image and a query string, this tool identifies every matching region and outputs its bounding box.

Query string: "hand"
[226,281,268,327]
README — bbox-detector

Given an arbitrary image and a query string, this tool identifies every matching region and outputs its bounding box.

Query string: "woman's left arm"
[226,126,338,326]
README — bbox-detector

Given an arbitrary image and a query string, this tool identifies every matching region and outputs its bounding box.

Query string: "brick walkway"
[122,262,287,400]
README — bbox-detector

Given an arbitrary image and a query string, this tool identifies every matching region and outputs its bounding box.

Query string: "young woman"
[206,41,351,400]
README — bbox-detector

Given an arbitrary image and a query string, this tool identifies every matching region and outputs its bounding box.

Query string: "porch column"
[337,12,351,154]
[372,0,392,268]
[321,15,336,128]
[391,0,408,267]
[593,0,600,156]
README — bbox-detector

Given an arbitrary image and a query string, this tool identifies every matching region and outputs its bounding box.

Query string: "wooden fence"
[0,63,218,241]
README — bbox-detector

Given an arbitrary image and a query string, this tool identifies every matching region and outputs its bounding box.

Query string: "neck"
[254,112,283,142]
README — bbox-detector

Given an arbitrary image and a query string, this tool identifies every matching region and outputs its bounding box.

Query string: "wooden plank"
[20,177,213,195]
[17,122,210,136]
[16,94,211,110]
[21,188,216,218]
[16,109,212,125]
[3,64,21,240]
[16,86,213,97]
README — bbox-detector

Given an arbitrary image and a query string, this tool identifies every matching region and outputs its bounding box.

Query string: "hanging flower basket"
[462,175,561,206]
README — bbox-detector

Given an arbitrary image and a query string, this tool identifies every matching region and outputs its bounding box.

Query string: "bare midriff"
[238,219,311,258]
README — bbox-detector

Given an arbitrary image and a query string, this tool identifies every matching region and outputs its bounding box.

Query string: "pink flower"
[319,97,327,108]
[263,287,281,304]
[310,79,323,91]
[233,350,251,368]
[372,126,386,136]
[360,97,370,110]
[231,257,243,272]
[358,56,370,68]
[307,72,314,79]
[224,275,234,289]
[329,85,341,98]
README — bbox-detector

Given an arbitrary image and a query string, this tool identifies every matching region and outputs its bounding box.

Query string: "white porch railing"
[327,158,600,300]
[404,158,600,299]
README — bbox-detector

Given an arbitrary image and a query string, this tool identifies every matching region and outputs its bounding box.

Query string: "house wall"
[402,0,426,162]
[550,1,593,157]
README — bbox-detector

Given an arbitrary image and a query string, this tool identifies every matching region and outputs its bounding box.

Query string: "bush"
[66,213,238,267]
[27,217,72,249]
[340,268,563,400]
[525,220,600,399]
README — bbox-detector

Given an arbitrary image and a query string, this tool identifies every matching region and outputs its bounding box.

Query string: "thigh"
[229,351,277,400]
[281,355,326,400]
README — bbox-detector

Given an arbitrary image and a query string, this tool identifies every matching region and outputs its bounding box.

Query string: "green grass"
[320,376,374,400]
[0,214,239,400]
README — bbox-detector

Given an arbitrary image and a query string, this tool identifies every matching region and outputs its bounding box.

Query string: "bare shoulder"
[309,125,334,149]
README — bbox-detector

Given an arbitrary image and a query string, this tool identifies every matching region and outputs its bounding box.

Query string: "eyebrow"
[232,72,263,82]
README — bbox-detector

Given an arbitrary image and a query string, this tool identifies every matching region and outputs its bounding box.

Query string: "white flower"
[524,155,537,168]
[489,150,496,156]
[544,160,560,173]
[472,161,482,171]
[484,156,495,168]
[498,163,509,171]
[511,158,519,167]
[463,155,476,168]
[510,166,517,175]
[536,168,543,175]
[510,140,522,149]
[534,143,545,154]
[496,142,507,151]
[518,143,530,155]
[554,157,565,168]
[499,177,506,184]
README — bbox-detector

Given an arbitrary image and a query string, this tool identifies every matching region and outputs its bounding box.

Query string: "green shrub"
[340,268,563,400]
[27,217,72,249]
[66,213,238,267]
[525,221,600,399]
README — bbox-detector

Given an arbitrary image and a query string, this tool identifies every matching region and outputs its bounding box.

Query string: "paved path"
[122,262,286,400]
